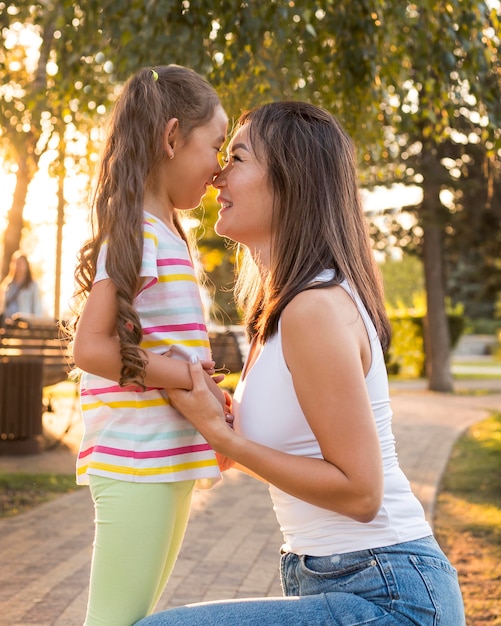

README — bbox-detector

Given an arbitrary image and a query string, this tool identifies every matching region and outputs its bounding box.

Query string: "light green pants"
[84,476,194,626]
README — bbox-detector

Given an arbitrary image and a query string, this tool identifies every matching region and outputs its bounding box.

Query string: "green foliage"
[386,315,425,377]
[0,0,111,275]
[1,0,500,378]
[193,189,240,324]
[380,254,425,310]
[464,318,501,336]
[362,1,501,352]
[387,311,465,377]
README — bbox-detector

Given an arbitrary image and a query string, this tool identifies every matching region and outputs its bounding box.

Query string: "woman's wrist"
[213,423,247,462]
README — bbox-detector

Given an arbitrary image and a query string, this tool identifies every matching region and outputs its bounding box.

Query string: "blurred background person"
[0,251,43,324]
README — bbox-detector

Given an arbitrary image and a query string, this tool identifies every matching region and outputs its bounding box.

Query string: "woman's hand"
[215,451,235,472]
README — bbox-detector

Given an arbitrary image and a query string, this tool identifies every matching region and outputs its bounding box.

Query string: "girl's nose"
[212,169,226,187]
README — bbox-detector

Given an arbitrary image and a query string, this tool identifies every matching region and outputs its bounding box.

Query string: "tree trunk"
[2,158,32,279]
[421,159,454,393]
[54,139,66,321]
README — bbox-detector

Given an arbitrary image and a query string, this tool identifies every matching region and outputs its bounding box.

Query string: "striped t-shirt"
[76,212,221,486]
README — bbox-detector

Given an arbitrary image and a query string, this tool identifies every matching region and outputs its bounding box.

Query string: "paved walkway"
[0,379,500,625]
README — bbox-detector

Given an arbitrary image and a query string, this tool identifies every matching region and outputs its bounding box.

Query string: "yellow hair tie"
[151,69,159,81]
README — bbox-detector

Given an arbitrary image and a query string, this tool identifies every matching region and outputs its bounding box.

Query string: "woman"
[0,251,42,322]
[137,101,465,625]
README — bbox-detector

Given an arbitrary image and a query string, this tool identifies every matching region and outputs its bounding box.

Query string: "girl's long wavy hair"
[234,101,392,351]
[71,65,220,386]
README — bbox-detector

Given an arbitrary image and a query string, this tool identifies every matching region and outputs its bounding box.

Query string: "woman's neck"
[250,246,271,276]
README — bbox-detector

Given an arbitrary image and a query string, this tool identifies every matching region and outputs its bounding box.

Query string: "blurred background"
[1,0,500,392]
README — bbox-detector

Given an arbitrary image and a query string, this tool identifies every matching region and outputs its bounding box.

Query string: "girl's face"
[166,105,228,211]
[213,123,274,262]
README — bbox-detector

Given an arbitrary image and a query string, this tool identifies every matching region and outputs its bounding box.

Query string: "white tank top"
[233,273,432,556]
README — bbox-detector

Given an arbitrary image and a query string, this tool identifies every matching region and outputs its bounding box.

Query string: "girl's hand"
[223,390,233,419]
[161,345,226,392]
[167,356,230,444]
[201,359,217,375]
[202,361,225,385]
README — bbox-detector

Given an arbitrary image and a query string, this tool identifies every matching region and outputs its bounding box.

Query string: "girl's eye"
[217,150,228,167]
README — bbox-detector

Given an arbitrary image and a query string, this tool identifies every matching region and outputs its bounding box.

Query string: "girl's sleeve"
[138,220,159,294]
[94,241,109,283]
[94,220,159,292]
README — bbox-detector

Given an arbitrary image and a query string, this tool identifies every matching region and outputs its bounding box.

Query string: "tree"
[193,1,501,390]
[444,139,501,322]
[359,1,501,390]
[0,0,399,312]
[0,1,112,286]
[2,1,499,391]
[0,4,58,278]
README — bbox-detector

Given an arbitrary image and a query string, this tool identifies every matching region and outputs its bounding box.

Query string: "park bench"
[208,327,246,375]
[0,315,72,455]
[0,321,244,455]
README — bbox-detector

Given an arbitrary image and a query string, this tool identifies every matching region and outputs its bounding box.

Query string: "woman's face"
[166,105,228,211]
[13,256,28,281]
[213,123,274,260]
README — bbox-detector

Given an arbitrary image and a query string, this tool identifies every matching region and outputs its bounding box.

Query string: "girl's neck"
[143,192,178,235]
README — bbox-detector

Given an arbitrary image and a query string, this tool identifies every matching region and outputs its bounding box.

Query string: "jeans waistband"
[281,535,438,562]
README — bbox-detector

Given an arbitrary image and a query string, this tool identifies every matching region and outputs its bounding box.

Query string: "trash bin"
[0,358,44,455]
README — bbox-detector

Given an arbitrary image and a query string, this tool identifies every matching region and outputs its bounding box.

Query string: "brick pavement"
[0,379,500,625]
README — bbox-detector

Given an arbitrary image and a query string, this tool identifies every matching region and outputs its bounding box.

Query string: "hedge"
[385,314,464,378]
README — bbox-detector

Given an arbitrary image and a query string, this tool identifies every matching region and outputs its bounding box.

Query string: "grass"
[453,359,500,367]
[0,473,81,518]
[451,355,501,380]
[434,412,501,626]
[454,372,501,380]
[0,381,82,518]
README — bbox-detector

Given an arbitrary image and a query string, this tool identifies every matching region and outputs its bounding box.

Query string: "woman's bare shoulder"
[282,284,357,327]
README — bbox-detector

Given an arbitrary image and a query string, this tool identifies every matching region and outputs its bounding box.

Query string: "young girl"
[71,65,228,626]
[136,102,465,625]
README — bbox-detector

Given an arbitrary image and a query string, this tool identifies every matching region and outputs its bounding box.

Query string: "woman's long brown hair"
[234,101,392,351]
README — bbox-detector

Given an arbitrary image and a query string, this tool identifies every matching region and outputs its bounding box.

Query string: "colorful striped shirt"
[76,213,221,486]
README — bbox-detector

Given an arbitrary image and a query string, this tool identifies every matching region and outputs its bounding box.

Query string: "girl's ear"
[163,118,179,159]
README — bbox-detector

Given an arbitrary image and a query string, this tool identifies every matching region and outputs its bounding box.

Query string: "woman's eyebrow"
[229,142,250,152]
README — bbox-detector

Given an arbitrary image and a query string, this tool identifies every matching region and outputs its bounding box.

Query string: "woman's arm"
[167,287,383,523]
[73,278,224,399]
[278,286,383,520]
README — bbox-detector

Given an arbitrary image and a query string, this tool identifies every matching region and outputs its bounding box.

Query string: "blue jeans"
[135,536,465,625]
